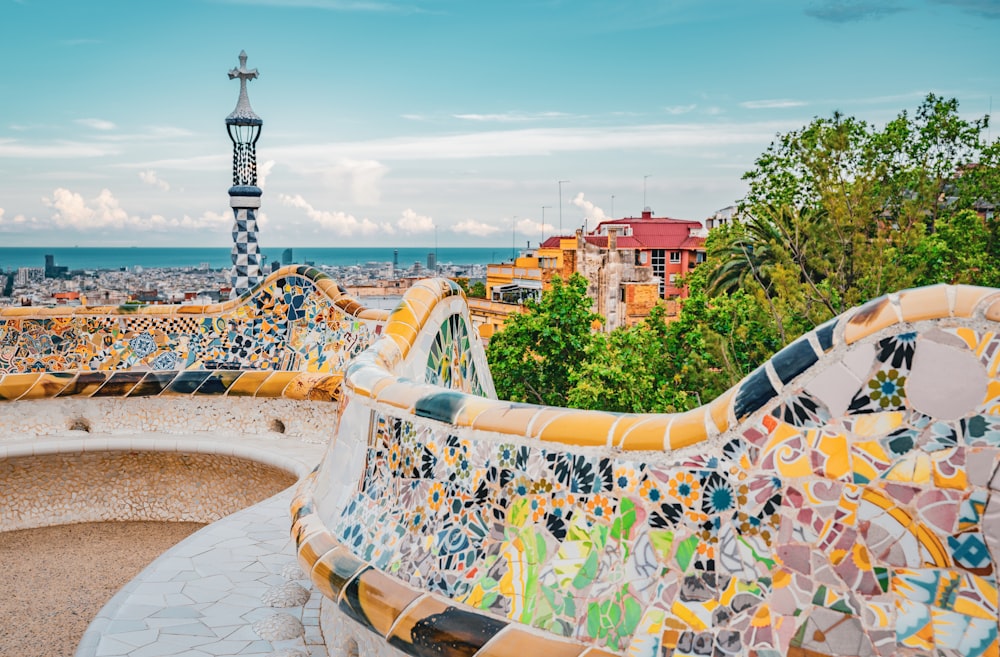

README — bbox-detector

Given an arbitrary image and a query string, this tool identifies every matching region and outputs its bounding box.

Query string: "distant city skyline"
[1,0,997,247]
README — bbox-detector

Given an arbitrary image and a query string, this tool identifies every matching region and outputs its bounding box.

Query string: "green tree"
[469,281,487,298]
[487,274,602,406]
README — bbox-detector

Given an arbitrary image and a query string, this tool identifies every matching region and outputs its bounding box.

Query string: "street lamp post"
[558,180,570,234]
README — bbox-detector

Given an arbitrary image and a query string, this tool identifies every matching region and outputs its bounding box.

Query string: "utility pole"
[511,215,517,261]
[558,180,570,234]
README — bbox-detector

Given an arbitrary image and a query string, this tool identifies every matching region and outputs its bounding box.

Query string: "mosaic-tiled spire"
[226,50,263,298]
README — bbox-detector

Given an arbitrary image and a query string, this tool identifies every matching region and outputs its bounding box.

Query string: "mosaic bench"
[0,265,388,534]
[292,282,1000,657]
[0,265,386,430]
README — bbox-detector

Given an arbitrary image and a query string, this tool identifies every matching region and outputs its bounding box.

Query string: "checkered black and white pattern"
[230,207,263,298]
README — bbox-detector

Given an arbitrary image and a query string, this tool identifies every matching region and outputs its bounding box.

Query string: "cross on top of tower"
[226,50,262,125]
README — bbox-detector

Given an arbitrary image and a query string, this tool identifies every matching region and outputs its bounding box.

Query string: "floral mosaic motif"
[425,314,483,395]
[848,333,917,414]
[330,325,1000,656]
[0,273,377,374]
[770,390,831,428]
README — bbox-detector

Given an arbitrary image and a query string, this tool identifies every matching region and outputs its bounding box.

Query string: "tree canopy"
[487,94,1000,413]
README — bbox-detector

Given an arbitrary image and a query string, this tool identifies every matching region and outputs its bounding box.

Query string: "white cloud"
[452,219,501,237]
[75,118,116,131]
[35,187,229,232]
[740,99,807,109]
[571,193,610,222]
[138,170,170,191]
[258,160,275,187]
[664,104,697,115]
[453,111,570,123]
[515,217,554,236]
[279,193,390,236]
[319,158,388,205]
[0,139,118,158]
[397,208,434,234]
[275,121,788,162]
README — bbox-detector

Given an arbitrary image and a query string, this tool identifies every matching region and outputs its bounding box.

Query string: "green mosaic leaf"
[611,497,637,542]
[623,595,642,635]
[649,529,675,560]
[586,602,602,639]
[675,535,699,571]
[573,549,599,589]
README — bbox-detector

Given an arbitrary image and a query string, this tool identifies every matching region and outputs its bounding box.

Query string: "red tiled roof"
[594,217,705,250]
[679,236,706,249]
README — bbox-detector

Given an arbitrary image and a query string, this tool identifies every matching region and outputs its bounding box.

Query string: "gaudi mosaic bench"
[292,282,1000,657]
[0,265,387,532]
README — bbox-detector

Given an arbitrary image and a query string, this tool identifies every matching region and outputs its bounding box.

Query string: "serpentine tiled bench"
[293,283,1000,657]
[0,266,391,656]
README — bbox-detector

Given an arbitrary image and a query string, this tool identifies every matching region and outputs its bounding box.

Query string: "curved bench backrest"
[295,282,1000,657]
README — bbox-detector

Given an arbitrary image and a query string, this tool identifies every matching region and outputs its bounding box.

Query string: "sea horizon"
[0,246,510,272]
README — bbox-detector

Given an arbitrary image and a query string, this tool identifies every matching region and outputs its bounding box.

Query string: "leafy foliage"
[487,274,602,406]
[487,94,1000,413]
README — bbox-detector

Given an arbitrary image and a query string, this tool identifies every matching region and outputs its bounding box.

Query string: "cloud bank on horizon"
[0,0,996,247]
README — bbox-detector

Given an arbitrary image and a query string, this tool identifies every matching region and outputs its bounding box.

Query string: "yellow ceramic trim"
[615,416,671,451]
[226,371,271,396]
[665,407,709,450]
[254,372,301,398]
[534,411,618,447]
[844,295,901,345]
[952,285,996,318]
[897,285,951,323]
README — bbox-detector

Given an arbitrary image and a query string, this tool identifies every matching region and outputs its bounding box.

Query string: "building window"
[669,251,681,263]
[651,249,665,298]
[696,252,706,263]
[637,251,649,266]
[669,273,679,284]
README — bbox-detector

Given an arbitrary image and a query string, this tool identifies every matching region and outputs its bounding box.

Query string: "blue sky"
[0,0,997,248]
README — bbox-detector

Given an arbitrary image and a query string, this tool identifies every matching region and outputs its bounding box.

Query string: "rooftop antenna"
[643,174,652,210]
[558,180,570,234]
[541,205,552,241]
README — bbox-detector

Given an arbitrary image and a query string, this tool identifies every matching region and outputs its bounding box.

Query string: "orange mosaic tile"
[476,626,586,657]
[253,372,300,398]
[952,284,997,318]
[470,405,541,436]
[0,373,42,401]
[341,568,421,637]
[844,295,900,344]
[665,407,710,449]
[898,285,951,322]
[615,415,670,451]
[225,371,271,396]
[535,411,617,446]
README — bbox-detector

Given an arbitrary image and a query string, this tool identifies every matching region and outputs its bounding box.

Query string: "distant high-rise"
[393,249,399,268]
[225,51,264,298]
[427,252,436,271]
[281,248,293,265]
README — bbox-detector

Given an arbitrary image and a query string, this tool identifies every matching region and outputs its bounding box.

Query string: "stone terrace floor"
[0,434,330,657]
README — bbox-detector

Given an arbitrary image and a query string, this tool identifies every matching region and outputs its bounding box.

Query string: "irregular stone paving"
[76,455,327,656]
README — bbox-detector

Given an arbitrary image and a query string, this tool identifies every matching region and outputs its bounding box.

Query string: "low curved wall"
[294,283,1000,657]
[1,450,296,531]
[0,265,386,537]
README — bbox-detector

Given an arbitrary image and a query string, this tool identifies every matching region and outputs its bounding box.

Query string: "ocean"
[0,247,505,271]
